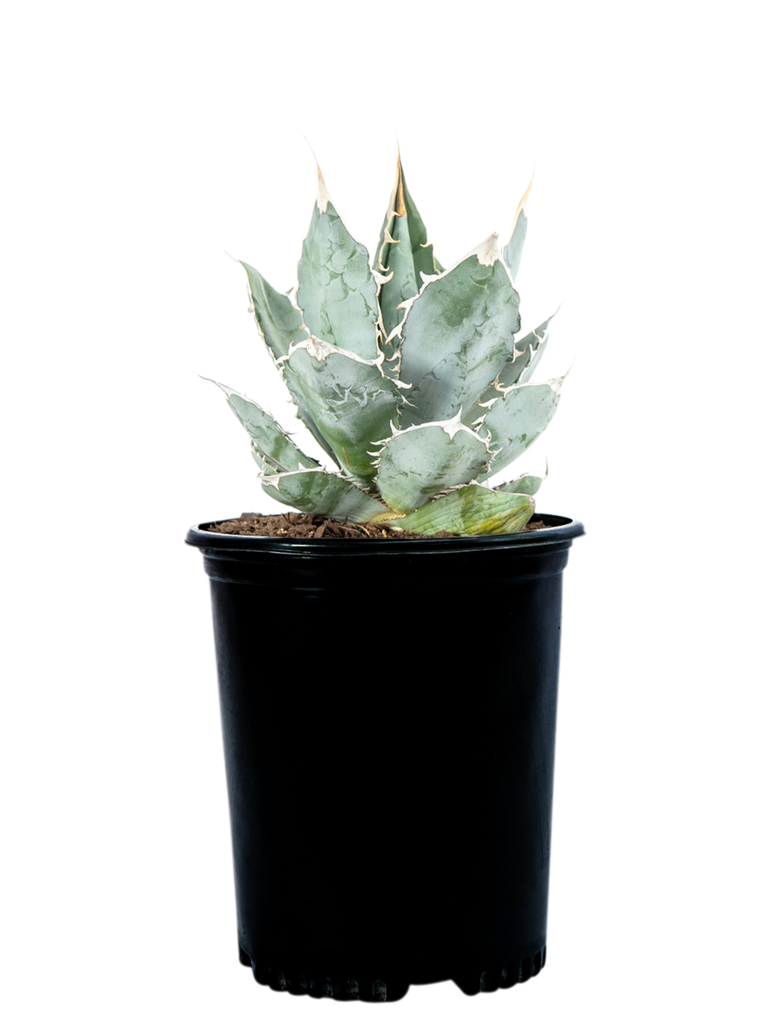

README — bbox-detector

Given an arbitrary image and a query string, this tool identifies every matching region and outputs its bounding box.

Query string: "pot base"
[238,945,546,1001]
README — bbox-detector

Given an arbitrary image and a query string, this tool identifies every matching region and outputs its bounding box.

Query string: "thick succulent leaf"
[188,366,391,528]
[499,471,548,495]
[208,380,320,472]
[374,155,441,347]
[376,420,491,514]
[487,454,552,505]
[516,316,552,385]
[297,177,380,359]
[502,178,531,282]
[281,338,402,481]
[470,313,555,421]
[480,378,563,480]
[398,238,521,427]
[189,372,385,520]
[379,485,534,536]
[239,260,339,463]
[258,463,388,522]
[241,260,308,360]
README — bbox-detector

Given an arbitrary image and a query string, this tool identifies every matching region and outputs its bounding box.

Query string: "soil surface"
[204,511,548,540]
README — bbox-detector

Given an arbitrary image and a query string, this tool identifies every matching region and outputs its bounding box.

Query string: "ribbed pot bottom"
[239,945,546,1002]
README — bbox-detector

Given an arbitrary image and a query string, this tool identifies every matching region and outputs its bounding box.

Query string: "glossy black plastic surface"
[187,515,583,1000]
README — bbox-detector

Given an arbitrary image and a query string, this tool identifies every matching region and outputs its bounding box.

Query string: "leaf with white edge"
[398,236,521,427]
[374,155,441,347]
[489,454,557,505]
[297,170,380,359]
[239,260,340,464]
[502,178,531,283]
[376,419,491,514]
[495,473,544,497]
[516,315,553,385]
[282,338,402,481]
[480,378,563,481]
[470,313,555,421]
[258,464,388,522]
[379,485,534,536]
[241,261,308,360]
[207,380,320,473]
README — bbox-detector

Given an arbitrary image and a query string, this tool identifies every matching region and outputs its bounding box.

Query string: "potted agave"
[187,155,583,1002]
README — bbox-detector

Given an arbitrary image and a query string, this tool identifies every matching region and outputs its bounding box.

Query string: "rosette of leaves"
[195,128,581,536]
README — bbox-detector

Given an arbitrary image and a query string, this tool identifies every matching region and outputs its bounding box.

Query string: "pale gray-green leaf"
[252,466,391,524]
[479,356,581,479]
[517,315,553,385]
[215,244,309,364]
[374,134,442,342]
[470,313,555,421]
[398,243,521,427]
[190,368,321,471]
[495,471,544,495]
[376,422,491,514]
[239,260,338,463]
[297,197,379,359]
[282,340,402,481]
[501,151,536,290]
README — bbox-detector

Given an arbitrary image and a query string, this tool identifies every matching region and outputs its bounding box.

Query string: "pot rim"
[186,512,584,556]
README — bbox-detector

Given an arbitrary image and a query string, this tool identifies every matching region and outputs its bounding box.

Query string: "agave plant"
[210,157,563,536]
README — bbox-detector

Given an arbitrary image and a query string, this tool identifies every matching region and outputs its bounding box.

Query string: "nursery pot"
[186,513,583,1002]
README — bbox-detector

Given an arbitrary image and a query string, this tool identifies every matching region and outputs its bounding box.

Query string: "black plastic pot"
[186,513,583,1002]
